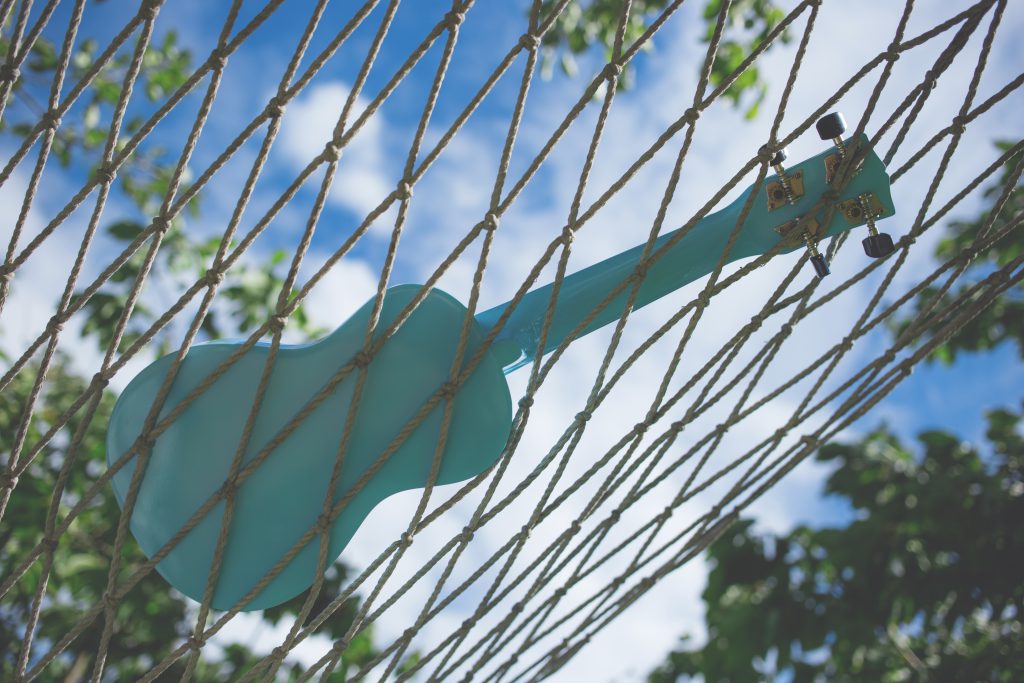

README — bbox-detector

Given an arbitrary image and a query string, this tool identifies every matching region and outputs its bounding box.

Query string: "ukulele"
[107,113,896,610]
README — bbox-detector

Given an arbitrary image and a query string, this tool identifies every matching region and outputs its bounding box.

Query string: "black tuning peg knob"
[759,144,788,166]
[804,234,829,278]
[816,112,847,140]
[810,253,830,278]
[862,232,895,259]
[816,112,848,163]
[856,194,895,259]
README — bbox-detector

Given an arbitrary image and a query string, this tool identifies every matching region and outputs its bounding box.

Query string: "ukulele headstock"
[745,112,896,277]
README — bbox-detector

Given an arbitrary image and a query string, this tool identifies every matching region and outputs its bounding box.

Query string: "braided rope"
[0,0,1020,680]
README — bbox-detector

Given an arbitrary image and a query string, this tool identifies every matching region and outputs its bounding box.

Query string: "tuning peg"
[857,194,895,259]
[760,144,794,205]
[804,234,829,278]
[863,233,895,258]
[816,111,847,159]
[760,143,788,168]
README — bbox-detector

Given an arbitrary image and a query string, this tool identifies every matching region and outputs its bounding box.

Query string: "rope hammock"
[0,0,1021,680]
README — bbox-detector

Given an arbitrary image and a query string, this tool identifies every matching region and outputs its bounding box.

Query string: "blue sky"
[2,0,1023,680]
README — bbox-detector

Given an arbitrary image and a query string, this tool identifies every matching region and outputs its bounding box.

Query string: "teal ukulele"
[107,113,896,611]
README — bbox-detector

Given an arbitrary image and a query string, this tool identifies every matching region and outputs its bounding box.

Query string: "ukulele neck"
[474,194,755,373]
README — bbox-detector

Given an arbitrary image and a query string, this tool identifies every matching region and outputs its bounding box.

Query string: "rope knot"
[757,144,776,163]
[634,421,648,435]
[632,263,648,282]
[519,33,540,51]
[661,506,674,521]
[0,64,20,82]
[315,512,332,533]
[880,348,896,365]
[511,601,524,614]
[822,189,839,203]
[670,420,684,432]
[553,586,567,598]
[609,508,621,523]
[94,164,116,184]
[560,224,575,246]
[142,0,161,19]
[884,42,901,62]
[102,591,119,609]
[221,475,239,497]
[46,318,65,335]
[399,531,414,547]
[41,109,62,129]
[92,371,110,389]
[779,322,793,337]
[951,115,968,134]
[800,435,817,448]
[520,524,532,539]
[352,350,372,368]
[602,62,623,81]
[575,410,591,423]
[0,263,12,282]
[0,470,18,488]
[482,211,500,232]
[403,627,416,640]
[439,381,459,401]
[188,634,206,650]
[839,335,854,352]
[444,9,465,28]
[569,519,581,533]
[41,537,59,553]
[265,95,287,118]
[396,180,414,201]
[209,47,229,70]
[518,396,534,409]
[460,525,475,543]
[267,314,288,333]
[323,142,341,163]
[682,108,700,124]
[923,69,938,89]
[204,268,225,287]
[151,214,171,233]
[696,290,712,308]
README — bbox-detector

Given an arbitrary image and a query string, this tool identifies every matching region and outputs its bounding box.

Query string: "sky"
[1,0,1023,681]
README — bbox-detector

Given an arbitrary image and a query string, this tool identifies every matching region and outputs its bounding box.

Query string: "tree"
[0,21,373,681]
[648,405,1024,682]
[646,133,1024,683]
[892,142,1024,364]
[544,0,790,116]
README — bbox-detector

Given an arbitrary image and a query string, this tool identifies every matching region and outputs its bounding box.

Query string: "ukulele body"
[107,285,512,610]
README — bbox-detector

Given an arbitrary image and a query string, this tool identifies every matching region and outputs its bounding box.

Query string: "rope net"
[0,0,1020,680]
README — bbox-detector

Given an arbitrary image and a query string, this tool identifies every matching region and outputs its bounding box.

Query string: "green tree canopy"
[649,405,1024,682]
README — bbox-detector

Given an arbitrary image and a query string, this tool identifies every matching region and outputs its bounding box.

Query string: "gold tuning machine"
[761,145,804,211]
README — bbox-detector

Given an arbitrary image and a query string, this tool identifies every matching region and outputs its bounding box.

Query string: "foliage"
[891,142,1024,365]
[0,357,382,680]
[543,0,789,115]
[0,19,372,681]
[3,28,320,355]
[649,406,1024,682]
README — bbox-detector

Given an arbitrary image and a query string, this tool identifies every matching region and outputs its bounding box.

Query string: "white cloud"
[278,81,397,228]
